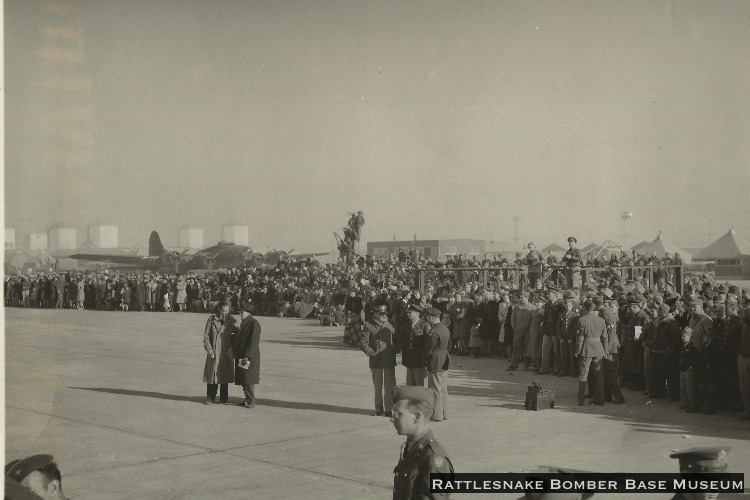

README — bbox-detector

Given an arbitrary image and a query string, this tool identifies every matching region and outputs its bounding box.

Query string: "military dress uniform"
[401,309,431,387]
[392,386,454,500]
[424,308,451,421]
[393,429,454,500]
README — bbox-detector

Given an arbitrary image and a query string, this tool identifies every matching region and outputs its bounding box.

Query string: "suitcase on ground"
[524,381,555,411]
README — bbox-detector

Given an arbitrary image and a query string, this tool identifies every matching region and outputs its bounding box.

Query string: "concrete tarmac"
[5,308,750,499]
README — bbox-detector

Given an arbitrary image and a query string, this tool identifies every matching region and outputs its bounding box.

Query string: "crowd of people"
[6,235,750,500]
[5,237,750,422]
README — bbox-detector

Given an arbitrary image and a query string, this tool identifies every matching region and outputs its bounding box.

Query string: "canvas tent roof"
[631,241,649,251]
[580,243,598,253]
[541,243,566,253]
[581,240,626,259]
[695,228,750,260]
[637,234,692,263]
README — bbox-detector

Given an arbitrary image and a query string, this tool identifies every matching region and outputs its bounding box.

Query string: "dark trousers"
[578,356,604,405]
[207,383,228,402]
[242,384,256,403]
[603,354,624,402]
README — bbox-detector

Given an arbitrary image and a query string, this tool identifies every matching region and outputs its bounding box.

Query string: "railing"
[413,265,684,295]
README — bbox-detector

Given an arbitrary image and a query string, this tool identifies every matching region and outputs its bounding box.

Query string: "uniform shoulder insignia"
[433,456,444,468]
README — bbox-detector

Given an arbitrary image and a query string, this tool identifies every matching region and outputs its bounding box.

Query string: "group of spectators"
[6,242,750,419]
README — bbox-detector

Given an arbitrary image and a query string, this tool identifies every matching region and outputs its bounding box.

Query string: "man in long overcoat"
[234,301,261,408]
[203,301,236,404]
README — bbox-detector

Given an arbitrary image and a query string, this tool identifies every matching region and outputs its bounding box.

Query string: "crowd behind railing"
[5,242,750,420]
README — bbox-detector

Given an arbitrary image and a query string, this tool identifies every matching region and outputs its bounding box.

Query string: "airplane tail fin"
[149,231,167,256]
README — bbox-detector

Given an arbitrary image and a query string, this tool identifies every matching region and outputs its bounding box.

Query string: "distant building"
[23,233,48,252]
[5,228,16,250]
[178,224,204,249]
[87,221,118,248]
[48,225,77,251]
[367,239,524,262]
[221,224,248,246]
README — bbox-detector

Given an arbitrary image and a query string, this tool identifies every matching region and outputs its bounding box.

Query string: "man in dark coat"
[399,303,430,387]
[234,301,261,408]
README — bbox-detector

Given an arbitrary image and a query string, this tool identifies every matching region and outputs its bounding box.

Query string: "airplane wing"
[288,252,330,258]
[68,254,158,266]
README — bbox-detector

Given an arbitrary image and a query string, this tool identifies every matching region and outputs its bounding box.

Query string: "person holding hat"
[424,307,450,422]
[233,300,261,408]
[562,237,582,291]
[5,454,69,500]
[202,301,237,405]
[668,446,733,500]
[359,302,397,416]
[399,303,430,387]
[390,386,454,499]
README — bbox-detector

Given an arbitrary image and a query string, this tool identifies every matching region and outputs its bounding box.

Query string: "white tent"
[637,234,693,263]
[695,228,750,260]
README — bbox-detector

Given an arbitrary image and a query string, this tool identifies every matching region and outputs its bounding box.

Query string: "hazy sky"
[5,0,750,253]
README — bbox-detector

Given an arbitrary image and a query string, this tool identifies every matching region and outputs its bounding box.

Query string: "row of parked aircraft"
[69,231,328,273]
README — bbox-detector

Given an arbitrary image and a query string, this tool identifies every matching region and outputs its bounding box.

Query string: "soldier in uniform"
[668,446,741,500]
[599,294,625,403]
[400,303,431,387]
[621,294,649,391]
[508,291,534,371]
[357,303,397,416]
[575,299,608,406]
[424,307,450,422]
[526,242,544,289]
[390,386,454,500]
[5,454,70,500]
[562,237,582,290]
[557,290,580,377]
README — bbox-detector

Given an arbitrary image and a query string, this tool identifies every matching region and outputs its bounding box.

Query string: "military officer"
[5,454,70,500]
[669,446,745,499]
[400,303,431,387]
[508,291,534,371]
[360,303,397,416]
[562,237,582,290]
[390,386,454,500]
[599,295,625,403]
[557,290,581,377]
[575,299,608,406]
[424,307,450,422]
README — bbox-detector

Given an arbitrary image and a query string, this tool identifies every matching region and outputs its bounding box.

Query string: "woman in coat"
[203,301,236,404]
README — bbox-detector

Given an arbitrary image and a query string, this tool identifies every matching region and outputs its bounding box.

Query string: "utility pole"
[707,219,712,244]
[512,216,522,245]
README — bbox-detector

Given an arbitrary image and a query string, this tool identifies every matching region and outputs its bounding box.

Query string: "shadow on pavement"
[69,387,372,415]
[264,335,356,351]
[69,386,206,404]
